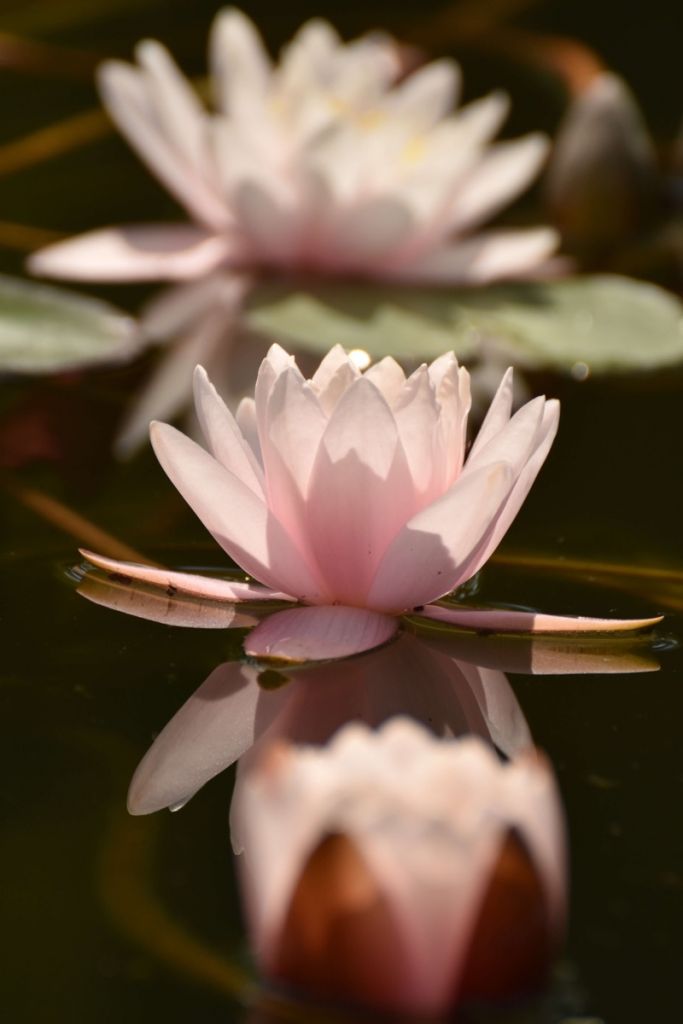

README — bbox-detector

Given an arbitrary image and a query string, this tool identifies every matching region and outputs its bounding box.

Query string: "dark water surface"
[1,1,682,1022]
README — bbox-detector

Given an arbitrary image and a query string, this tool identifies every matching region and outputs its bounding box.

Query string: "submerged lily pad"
[246,274,683,374]
[0,275,139,373]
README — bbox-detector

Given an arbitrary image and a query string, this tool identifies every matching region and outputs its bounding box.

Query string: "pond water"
[1,1,682,1022]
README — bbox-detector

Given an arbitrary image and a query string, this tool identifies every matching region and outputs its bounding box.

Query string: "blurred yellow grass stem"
[0,108,110,178]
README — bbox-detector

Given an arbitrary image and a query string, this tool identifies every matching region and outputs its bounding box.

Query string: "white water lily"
[30,7,557,286]
[236,719,566,1014]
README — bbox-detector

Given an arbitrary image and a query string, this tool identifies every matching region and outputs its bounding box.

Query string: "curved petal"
[210,7,271,117]
[447,134,550,236]
[417,604,663,634]
[367,462,514,611]
[386,59,460,128]
[98,60,228,229]
[150,422,327,601]
[127,661,280,814]
[244,605,398,663]
[29,224,231,282]
[305,377,415,604]
[394,228,559,285]
[78,549,293,602]
[78,574,257,629]
[468,367,514,461]
[194,365,264,496]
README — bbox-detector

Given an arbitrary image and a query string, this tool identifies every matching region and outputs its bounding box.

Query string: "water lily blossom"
[236,719,567,1014]
[78,344,662,661]
[30,7,557,286]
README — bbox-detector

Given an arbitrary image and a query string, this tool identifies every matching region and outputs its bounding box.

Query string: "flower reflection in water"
[78,568,657,1014]
[237,720,565,1016]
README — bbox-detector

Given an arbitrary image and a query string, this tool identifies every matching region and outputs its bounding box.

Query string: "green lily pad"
[245,274,683,374]
[0,275,140,374]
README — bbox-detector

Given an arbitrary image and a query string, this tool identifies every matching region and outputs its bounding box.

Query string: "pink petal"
[210,8,271,117]
[128,662,281,814]
[305,377,414,604]
[29,225,231,282]
[244,605,399,662]
[193,366,264,496]
[387,59,460,127]
[78,574,258,630]
[78,549,293,602]
[151,422,328,601]
[465,393,547,476]
[367,461,514,611]
[463,401,560,577]
[467,367,514,460]
[417,604,663,634]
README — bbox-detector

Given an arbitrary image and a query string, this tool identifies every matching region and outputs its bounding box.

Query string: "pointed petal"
[447,134,550,236]
[29,224,230,282]
[150,422,327,601]
[468,367,514,460]
[78,549,293,602]
[387,59,460,127]
[136,40,209,176]
[418,604,663,634]
[244,605,398,663]
[210,7,271,117]
[98,60,227,229]
[363,356,406,406]
[395,229,559,285]
[464,401,560,576]
[368,462,514,611]
[305,377,414,604]
[194,365,264,496]
[127,662,277,814]
[465,394,546,476]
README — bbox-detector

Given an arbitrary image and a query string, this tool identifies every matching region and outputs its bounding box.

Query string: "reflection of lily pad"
[0,275,139,373]
[246,274,683,373]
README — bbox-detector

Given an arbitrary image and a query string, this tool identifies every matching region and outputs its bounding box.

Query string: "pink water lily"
[29,7,557,286]
[236,719,567,1015]
[78,344,661,661]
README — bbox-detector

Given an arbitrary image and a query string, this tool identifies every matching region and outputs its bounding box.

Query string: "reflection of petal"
[78,574,257,630]
[128,634,533,817]
[127,662,280,814]
[78,549,292,602]
[29,224,231,282]
[244,605,398,662]
[411,620,661,675]
[418,604,663,634]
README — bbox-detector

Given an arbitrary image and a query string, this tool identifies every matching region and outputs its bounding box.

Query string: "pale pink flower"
[29,8,557,285]
[78,344,661,661]
[236,718,567,1014]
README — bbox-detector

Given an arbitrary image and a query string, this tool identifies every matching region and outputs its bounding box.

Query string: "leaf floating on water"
[246,274,683,374]
[0,274,139,373]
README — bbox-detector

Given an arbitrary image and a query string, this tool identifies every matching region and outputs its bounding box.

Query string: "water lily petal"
[210,7,271,118]
[468,367,514,460]
[447,134,550,237]
[465,394,547,476]
[417,604,663,634]
[98,60,228,229]
[386,59,461,128]
[194,365,265,496]
[128,661,275,814]
[244,605,398,662]
[29,224,231,282]
[136,39,210,177]
[395,228,559,285]
[306,377,414,603]
[150,421,327,601]
[78,549,293,602]
[368,461,514,611]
